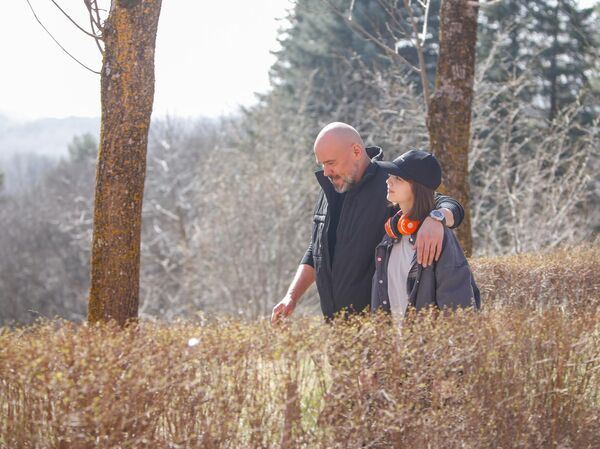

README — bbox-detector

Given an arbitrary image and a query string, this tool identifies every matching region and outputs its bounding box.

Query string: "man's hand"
[272,264,314,325]
[271,294,297,325]
[415,216,444,267]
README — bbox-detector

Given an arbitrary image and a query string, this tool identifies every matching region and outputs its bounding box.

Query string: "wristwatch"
[429,209,447,226]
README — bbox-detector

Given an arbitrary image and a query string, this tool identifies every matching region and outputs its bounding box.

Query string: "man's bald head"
[314,122,365,154]
[313,122,370,193]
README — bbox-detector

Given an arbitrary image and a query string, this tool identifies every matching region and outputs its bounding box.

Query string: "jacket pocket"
[312,213,326,258]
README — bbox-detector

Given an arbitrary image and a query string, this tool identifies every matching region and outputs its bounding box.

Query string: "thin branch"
[376,0,411,35]
[24,0,100,74]
[421,0,431,43]
[49,0,101,39]
[349,0,356,20]
[403,0,430,108]
[87,0,103,30]
[84,0,105,55]
[89,13,104,54]
[326,0,420,73]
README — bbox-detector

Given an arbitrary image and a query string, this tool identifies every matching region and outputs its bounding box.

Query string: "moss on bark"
[88,1,162,326]
[427,0,479,256]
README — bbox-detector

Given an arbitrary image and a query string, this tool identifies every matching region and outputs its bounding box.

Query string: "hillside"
[0,114,100,160]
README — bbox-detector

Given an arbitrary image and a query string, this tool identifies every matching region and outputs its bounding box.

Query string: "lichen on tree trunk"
[88,0,162,326]
[428,0,479,256]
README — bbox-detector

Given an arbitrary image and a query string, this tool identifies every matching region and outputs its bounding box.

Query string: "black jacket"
[371,228,481,314]
[303,147,465,320]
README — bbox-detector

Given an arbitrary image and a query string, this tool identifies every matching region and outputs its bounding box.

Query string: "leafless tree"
[428,0,479,255]
[86,1,162,326]
[470,52,598,255]
[26,0,163,325]
[0,152,94,325]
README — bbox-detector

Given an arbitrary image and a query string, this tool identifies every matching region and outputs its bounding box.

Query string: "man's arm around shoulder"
[415,194,464,267]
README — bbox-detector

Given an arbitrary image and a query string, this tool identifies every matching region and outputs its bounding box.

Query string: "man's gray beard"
[329,176,355,193]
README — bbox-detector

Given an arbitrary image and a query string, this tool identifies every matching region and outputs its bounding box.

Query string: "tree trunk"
[427,0,479,256]
[88,0,162,326]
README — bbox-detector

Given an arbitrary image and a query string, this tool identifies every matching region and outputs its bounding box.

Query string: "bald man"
[271,122,464,322]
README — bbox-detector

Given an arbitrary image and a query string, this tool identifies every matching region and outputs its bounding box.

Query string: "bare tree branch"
[326,0,420,73]
[49,0,100,39]
[84,0,105,54]
[376,0,411,34]
[402,0,430,108]
[421,0,431,45]
[85,0,103,30]
[24,0,100,74]
[84,0,104,55]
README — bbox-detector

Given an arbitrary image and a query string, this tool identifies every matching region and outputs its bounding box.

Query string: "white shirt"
[387,236,415,318]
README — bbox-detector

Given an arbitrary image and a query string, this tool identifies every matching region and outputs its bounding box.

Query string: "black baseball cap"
[376,149,442,190]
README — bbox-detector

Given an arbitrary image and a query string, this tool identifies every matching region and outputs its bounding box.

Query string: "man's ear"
[352,143,362,158]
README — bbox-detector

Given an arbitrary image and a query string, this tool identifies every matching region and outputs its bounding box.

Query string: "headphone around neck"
[384,210,421,239]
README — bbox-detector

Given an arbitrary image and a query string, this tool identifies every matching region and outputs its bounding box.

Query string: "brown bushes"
[1,246,599,448]
[472,244,600,309]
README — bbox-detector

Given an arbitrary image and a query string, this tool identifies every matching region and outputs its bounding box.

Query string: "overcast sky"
[2,1,596,122]
[0,0,292,121]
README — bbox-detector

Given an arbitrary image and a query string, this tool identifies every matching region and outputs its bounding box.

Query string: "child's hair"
[406,180,435,221]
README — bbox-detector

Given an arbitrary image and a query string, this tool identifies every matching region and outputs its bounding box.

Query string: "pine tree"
[478,0,598,122]
[68,133,98,163]
[532,1,597,121]
[270,0,387,119]
[269,0,441,119]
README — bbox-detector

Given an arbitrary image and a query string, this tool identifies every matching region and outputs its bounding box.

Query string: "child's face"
[386,175,413,205]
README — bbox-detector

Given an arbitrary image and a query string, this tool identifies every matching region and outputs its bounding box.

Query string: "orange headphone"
[384,211,420,239]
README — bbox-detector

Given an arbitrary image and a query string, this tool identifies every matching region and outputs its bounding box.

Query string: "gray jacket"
[371,227,480,314]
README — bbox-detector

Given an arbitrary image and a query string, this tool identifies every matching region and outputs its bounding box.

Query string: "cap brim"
[375,161,411,179]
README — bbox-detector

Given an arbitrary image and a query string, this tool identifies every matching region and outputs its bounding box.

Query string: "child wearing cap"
[371,149,480,319]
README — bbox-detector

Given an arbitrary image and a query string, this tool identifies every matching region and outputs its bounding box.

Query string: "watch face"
[430,210,444,221]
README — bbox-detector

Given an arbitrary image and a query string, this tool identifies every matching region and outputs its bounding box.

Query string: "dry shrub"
[472,243,600,309]
[1,300,598,448]
[1,246,598,448]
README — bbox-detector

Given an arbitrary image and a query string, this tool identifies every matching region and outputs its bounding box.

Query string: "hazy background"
[0,0,290,194]
[0,0,597,325]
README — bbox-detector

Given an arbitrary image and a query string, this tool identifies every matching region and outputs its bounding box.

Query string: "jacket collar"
[376,228,418,249]
[367,146,384,161]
